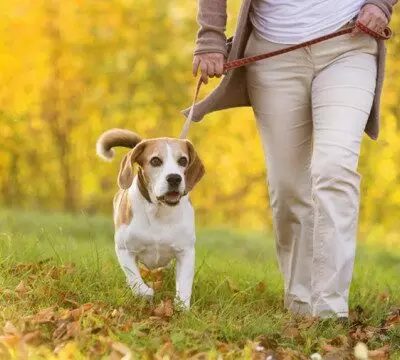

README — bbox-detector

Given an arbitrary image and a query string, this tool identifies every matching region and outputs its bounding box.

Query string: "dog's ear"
[185,140,205,192]
[118,142,147,190]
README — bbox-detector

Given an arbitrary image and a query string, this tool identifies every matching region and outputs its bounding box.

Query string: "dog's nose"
[166,174,182,186]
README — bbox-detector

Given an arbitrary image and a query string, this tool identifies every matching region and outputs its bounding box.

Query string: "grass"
[0,208,399,359]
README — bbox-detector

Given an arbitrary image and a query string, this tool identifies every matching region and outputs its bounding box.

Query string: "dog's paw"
[131,283,154,298]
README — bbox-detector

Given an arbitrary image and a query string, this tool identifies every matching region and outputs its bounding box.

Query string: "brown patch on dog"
[184,140,205,193]
[137,168,152,203]
[113,190,133,229]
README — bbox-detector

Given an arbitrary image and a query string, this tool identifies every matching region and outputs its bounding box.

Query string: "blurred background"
[0,0,399,242]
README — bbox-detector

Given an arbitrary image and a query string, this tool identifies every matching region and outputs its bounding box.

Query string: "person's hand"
[352,4,388,37]
[192,53,225,84]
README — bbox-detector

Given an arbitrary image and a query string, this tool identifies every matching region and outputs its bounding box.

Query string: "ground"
[0,209,399,359]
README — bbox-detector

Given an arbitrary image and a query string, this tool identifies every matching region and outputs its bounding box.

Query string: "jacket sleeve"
[194,0,228,57]
[363,0,398,22]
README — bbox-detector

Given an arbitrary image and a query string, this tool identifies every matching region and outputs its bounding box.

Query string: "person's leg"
[245,32,314,315]
[310,33,378,318]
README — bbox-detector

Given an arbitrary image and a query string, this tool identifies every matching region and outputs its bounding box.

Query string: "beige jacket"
[183,0,397,140]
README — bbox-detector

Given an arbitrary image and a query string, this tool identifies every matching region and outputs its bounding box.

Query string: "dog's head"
[118,138,204,205]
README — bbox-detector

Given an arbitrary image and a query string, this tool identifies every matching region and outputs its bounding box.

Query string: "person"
[186,0,397,319]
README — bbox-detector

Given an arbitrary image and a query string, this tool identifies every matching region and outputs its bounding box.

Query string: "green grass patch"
[0,208,399,359]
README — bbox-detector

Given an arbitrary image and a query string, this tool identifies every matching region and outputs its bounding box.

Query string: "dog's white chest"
[115,198,195,269]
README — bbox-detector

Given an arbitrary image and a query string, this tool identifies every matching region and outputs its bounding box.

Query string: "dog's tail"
[96,128,142,161]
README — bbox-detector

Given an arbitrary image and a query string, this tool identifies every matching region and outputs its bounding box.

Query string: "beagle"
[96,129,204,309]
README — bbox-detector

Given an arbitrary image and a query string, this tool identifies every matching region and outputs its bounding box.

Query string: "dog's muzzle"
[157,174,183,206]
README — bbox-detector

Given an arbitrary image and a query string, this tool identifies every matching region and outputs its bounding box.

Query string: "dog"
[96,129,204,309]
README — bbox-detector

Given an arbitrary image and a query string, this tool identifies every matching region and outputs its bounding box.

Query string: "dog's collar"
[137,168,152,203]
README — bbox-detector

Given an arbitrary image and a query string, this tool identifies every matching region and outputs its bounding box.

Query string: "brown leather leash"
[180,20,392,139]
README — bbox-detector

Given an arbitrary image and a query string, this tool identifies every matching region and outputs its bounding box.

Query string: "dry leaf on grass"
[276,347,307,360]
[350,326,369,342]
[0,334,21,347]
[33,306,56,324]
[153,299,174,318]
[216,341,230,353]
[297,316,319,329]
[149,280,163,291]
[156,341,175,357]
[283,326,301,340]
[3,322,19,335]
[368,345,390,360]
[22,330,41,344]
[256,281,266,293]
[63,303,93,320]
[385,309,400,327]
[189,352,209,360]
[53,323,67,340]
[323,337,351,360]
[226,278,240,293]
[15,281,29,296]
[111,341,132,360]
[328,335,349,348]
[378,290,390,303]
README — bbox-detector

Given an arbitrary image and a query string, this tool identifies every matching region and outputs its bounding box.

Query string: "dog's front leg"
[115,244,154,298]
[175,247,195,310]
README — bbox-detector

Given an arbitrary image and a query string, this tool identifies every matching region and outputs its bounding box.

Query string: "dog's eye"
[178,157,188,167]
[150,157,163,167]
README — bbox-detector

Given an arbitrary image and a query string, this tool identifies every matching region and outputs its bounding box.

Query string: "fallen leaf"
[350,326,368,342]
[283,326,301,339]
[149,280,163,291]
[324,354,346,360]
[139,267,150,278]
[256,336,278,351]
[378,290,390,303]
[322,344,337,353]
[111,341,132,360]
[189,352,208,360]
[150,268,166,282]
[65,321,81,340]
[328,335,349,348]
[216,341,230,353]
[3,321,19,335]
[15,281,29,294]
[156,341,174,357]
[53,323,67,340]
[368,345,390,360]
[67,303,94,320]
[34,306,56,323]
[297,316,318,329]
[227,278,240,293]
[385,309,400,327]
[2,289,17,299]
[276,347,305,360]
[153,299,173,318]
[364,326,379,340]
[22,330,41,344]
[256,281,266,293]
[349,305,365,325]
[0,334,21,347]
[89,340,107,356]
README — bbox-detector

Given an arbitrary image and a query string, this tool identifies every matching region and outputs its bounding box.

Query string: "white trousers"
[245,29,378,318]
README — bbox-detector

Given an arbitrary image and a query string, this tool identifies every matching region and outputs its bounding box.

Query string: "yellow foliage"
[0,1,399,237]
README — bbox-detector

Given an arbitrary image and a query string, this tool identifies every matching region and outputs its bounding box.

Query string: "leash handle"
[181,21,392,139]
